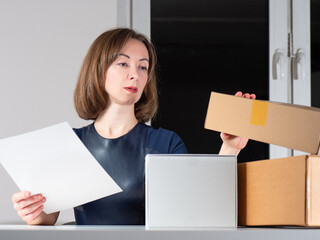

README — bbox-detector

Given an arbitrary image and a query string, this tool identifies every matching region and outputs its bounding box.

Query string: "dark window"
[151,0,269,162]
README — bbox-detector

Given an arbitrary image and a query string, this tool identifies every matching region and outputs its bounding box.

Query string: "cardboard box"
[238,155,320,226]
[204,91,320,226]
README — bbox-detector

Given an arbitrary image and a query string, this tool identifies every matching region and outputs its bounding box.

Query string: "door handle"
[293,48,306,80]
[272,49,286,80]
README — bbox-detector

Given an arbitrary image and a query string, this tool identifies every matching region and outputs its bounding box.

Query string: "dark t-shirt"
[73,122,188,225]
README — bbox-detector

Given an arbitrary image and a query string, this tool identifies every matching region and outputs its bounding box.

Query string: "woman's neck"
[94,103,138,139]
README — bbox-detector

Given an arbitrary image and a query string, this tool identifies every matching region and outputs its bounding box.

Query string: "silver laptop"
[145,154,237,229]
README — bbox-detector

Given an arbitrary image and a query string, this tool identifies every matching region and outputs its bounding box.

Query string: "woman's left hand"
[219,91,256,156]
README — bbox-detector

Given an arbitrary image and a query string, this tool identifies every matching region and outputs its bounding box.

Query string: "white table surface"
[1,225,320,240]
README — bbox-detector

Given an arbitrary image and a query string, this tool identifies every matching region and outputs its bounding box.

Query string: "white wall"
[0,0,117,224]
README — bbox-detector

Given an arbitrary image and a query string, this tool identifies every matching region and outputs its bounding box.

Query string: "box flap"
[204,92,320,154]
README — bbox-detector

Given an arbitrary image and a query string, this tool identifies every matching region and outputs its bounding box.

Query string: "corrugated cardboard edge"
[306,155,320,226]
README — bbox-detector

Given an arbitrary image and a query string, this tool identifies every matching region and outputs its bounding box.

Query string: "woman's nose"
[128,67,138,80]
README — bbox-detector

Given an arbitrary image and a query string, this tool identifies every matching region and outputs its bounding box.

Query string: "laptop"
[145,154,237,229]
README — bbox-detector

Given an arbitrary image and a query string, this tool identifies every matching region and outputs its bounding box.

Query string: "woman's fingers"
[12,191,46,223]
[243,93,250,98]
[11,191,51,224]
[17,197,46,218]
[12,191,30,203]
[13,193,44,211]
[235,91,256,100]
[22,205,45,222]
[235,91,243,97]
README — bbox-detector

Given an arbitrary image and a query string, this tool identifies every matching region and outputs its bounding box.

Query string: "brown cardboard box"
[204,91,320,226]
[238,155,320,226]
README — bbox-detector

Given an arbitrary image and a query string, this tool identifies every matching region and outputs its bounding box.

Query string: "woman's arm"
[218,91,256,156]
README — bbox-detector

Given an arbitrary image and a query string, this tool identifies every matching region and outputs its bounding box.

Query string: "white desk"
[1,225,320,240]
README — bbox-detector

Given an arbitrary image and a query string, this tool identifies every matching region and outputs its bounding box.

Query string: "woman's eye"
[140,66,148,71]
[119,63,128,67]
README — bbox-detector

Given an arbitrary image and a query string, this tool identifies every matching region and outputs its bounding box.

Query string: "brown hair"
[74,28,158,122]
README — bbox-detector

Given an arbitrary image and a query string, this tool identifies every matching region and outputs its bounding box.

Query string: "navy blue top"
[73,122,188,225]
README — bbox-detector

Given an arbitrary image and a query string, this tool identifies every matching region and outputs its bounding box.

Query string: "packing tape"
[250,100,268,126]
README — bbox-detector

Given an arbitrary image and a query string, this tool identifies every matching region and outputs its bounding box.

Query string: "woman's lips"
[124,87,138,93]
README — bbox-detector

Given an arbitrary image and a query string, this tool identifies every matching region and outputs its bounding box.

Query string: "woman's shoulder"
[72,123,93,139]
[143,123,188,154]
[145,124,180,141]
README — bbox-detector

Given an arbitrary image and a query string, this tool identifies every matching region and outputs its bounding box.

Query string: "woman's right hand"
[12,191,47,225]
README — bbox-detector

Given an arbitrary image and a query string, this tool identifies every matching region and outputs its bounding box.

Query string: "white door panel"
[292,0,311,107]
[269,0,311,158]
[269,0,291,159]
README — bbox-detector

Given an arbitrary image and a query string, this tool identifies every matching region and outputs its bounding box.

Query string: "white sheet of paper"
[0,122,122,214]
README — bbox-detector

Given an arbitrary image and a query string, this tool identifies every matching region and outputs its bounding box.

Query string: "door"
[269,0,311,159]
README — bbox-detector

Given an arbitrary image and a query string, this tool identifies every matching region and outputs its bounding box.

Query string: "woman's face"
[104,38,149,107]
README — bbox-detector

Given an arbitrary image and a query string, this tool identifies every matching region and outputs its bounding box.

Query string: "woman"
[12,28,255,225]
